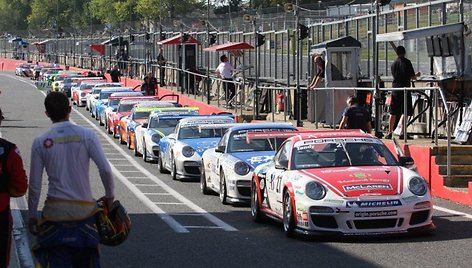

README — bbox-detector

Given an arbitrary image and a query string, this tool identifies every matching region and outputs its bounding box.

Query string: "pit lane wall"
[3,58,471,206]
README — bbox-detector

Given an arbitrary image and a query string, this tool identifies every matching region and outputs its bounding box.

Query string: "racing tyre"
[134,142,141,157]
[127,134,132,149]
[119,132,126,145]
[251,180,265,222]
[142,142,148,162]
[107,123,113,134]
[158,153,169,174]
[170,155,177,180]
[219,172,228,204]
[283,191,296,237]
[200,162,211,195]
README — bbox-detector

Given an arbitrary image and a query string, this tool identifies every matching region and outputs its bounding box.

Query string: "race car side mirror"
[215,145,225,153]
[142,123,148,128]
[275,159,288,170]
[398,156,414,167]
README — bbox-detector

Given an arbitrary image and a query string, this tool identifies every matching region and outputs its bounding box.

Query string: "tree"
[0,0,31,35]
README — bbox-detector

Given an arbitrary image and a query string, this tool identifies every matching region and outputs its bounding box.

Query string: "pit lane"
[3,72,472,268]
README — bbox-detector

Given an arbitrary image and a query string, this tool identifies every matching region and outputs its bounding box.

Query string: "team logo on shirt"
[43,138,54,149]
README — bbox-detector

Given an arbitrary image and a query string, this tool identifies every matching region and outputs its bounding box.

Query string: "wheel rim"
[143,144,147,161]
[200,165,206,191]
[219,175,225,202]
[251,183,258,216]
[283,194,292,232]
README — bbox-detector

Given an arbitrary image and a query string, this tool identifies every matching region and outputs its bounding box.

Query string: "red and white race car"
[251,130,435,237]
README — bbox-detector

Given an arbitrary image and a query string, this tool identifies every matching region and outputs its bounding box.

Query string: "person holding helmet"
[28,92,115,267]
[0,108,28,268]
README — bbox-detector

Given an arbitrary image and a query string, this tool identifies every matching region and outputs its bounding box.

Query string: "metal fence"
[1,0,469,135]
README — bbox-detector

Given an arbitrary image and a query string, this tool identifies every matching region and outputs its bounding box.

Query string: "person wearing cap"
[0,108,28,268]
[28,92,115,267]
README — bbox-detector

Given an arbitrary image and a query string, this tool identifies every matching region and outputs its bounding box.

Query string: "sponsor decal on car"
[346,199,402,208]
[354,210,397,218]
[247,155,273,165]
[343,184,392,191]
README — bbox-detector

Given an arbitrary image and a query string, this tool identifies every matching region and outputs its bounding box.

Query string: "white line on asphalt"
[185,226,223,229]
[434,205,472,219]
[154,202,186,205]
[7,78,207,233]
[72,103,238,232]
[112,164,136,167]
[144,193,172,195]
[134,184,159,186]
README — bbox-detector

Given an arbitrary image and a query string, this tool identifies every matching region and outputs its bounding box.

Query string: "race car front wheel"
[200,162,211,195]
[283,191,295,237]
[251,180,265,222]
[158,153,169,174]
[170,155,177,180]
[219,172,228,205]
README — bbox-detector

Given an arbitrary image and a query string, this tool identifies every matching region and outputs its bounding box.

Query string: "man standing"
[339,95,372,133]
[215,55,235,108]
[386,45,420,139]
[0,108,28,268]
[157,48,166,87]
[28,92,115,267]
[110,65,121,83]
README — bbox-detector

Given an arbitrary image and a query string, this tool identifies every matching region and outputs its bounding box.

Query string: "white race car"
[158,115,236,180]
[85,82,122,111]
[200,123,297,204]
[251,130,435,237]
[134,107,199,162]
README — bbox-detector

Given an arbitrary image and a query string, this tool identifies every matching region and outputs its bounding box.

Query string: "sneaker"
[384,133,392,139]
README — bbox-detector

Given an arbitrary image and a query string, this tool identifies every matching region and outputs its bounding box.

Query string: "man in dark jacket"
[386,46,420,139]
[0,108,28,268]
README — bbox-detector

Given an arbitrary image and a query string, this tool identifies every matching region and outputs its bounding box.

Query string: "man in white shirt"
[215,55,235,108]
[28,92,115,267]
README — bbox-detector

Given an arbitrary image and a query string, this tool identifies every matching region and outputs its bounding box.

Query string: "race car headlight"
[80,92,86,97]
[305,181,326,200]
[234,161,250,176]
[408,176,428,196]
[182,146,195,157]
[151,134,161,143]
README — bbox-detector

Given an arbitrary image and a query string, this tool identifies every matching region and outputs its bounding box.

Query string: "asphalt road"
[3,72,472,268]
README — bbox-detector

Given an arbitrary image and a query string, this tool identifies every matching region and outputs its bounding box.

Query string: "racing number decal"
[269,174,282,193]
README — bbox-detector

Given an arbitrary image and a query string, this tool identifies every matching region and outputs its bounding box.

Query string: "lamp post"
[295,0,303,127]
[373,1,382,138]
[206,0,211,104]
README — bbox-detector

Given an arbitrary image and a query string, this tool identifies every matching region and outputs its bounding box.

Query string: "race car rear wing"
[245,130,318,144]
[198,123,239,133]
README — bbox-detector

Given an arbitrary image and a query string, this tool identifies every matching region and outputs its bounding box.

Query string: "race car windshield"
[228,129,293,153]
[109,99,121,106]
[133,111,151,119]
[178,126,226,139]
[149,118,180,136]
[118,104,135,112]
[291,139,399,169]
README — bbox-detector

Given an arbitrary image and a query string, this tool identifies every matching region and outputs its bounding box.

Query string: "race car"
[98,91,143,126]
[250,130,435,237]
[118,102,176,150]
[106,96,160,136]
[90,87,133,119]
[158,115,236,180]
[200,123,297,204]
[134,107,200,162]
[85,82,122,111]
[15,63,33,77]
[71,80,107,107]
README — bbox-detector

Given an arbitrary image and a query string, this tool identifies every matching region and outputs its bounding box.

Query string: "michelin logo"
[346,199,402,208]
[343,184,392,191]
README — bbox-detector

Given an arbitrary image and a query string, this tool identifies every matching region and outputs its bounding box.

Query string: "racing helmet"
[97,199,131,246]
